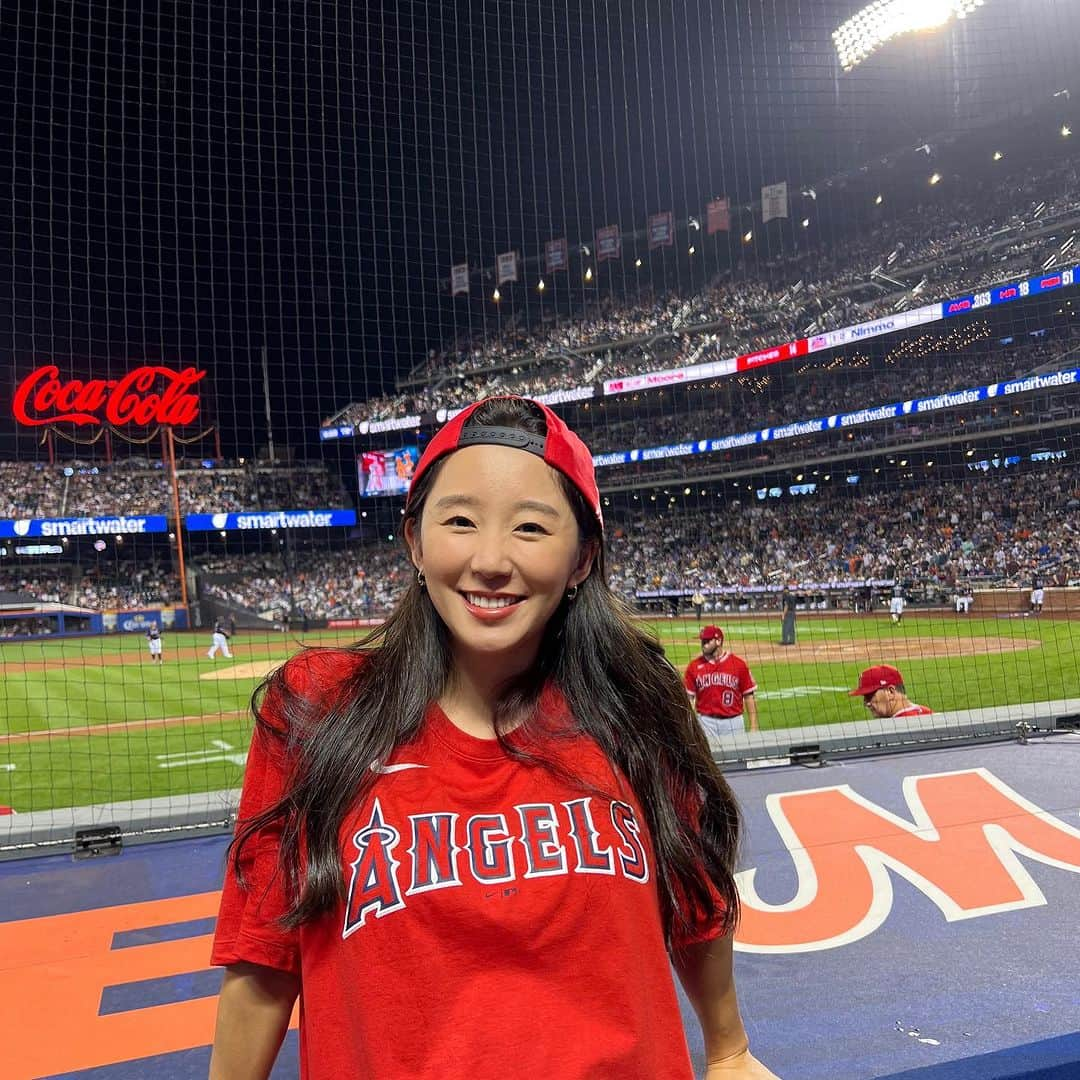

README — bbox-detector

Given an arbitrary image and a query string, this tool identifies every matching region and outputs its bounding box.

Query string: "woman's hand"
[704,1048,781,1078]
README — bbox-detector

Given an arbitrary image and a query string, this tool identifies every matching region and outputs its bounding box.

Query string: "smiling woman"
[208,395,777,1080]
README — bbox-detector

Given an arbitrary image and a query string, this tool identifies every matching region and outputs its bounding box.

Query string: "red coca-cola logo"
[12,365,205,427]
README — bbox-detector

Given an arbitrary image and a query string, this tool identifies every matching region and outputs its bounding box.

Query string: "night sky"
[1,0,1078,459]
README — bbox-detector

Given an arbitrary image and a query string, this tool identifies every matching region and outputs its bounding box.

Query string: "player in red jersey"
[684,625,759,737]
[210,396,777,1080]
[849,664,933,718]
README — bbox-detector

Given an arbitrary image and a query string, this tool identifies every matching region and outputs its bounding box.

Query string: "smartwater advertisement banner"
[0,514,168,539]
[185,509,356,531]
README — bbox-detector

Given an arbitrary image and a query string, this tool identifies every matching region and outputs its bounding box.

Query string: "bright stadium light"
[634,257,642,267]
[743,230,753,243]
[833,1,987,73]
[992,150,1004,160]
[875,193,884,205]
[929,172,942,185]
[537,278,546,292]
[492,287,501,301]
[1061,124,1072,137]
[584,266,593,281]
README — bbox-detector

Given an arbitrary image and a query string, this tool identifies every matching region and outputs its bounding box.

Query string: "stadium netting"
[1,0,1079,854]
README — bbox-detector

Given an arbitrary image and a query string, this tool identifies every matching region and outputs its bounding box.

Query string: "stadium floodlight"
[537,278,545,292]
[929,171,942,184]
[584,266,593,281]
[492,287,501,301]
[834,1,987,72]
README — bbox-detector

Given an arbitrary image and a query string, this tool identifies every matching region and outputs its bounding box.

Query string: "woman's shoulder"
[278,646,367,695]
[259,647,368,734]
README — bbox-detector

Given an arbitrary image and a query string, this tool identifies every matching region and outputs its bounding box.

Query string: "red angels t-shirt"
[212,650,722,1079]
[683,652,757,718]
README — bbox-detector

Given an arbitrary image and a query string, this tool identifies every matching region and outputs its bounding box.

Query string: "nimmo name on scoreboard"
[0,515,168,539]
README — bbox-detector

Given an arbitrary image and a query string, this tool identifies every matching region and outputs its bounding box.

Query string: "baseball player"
[208,620,233,659]
[889,591,905,624]
[779,589,797,645]
[145,621,163,663]
[684,625,759,737]
[691,590,706,624]
[849,664,932,718]
[1030,579,1044,615]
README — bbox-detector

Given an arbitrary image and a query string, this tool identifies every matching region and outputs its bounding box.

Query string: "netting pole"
[166,426,190,612]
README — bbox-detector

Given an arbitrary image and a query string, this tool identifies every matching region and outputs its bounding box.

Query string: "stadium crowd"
[0,461,350,520]
[198,547,408,620]
[580,329,1071,455]
[0,563,178,610]
[3,461,1075,623]
[329,158,1080,426]
[112,464,1080,620]
[606,467,1078,600]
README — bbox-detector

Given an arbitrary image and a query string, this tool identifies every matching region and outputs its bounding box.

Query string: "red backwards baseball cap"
[849,664,904,697]
[700,625,723,644]
[407,396,603,528]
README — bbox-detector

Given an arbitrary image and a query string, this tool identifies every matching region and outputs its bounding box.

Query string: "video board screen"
[357,446,419,497]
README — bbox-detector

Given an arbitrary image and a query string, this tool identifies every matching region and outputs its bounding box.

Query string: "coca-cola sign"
[12,365,205,427]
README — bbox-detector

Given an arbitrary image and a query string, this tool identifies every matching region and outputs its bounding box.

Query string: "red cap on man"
[700,625,723,645]
[849,664,904,697]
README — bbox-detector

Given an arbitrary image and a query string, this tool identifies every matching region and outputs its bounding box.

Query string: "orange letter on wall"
[0,890,295,1078]
[735,767,1080,953]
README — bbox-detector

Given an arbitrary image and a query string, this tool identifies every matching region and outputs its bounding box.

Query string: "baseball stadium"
[2,1,1079,1078]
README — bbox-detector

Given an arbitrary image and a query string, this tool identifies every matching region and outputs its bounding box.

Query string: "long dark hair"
[232,397,740,942]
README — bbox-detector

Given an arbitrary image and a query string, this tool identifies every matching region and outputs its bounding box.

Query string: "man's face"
[702,637,720,657]
[864,687,897,718]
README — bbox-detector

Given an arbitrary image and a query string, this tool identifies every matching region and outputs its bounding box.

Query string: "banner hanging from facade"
[544,238,568,272]
[596,225,621,262]
[450,263,470,296]
[496,251,519,284]
[647,212,674,249]
[706,198,730,234]
[761,181,789,223]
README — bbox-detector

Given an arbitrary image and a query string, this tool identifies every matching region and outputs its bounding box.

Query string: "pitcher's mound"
[200,659,282,681]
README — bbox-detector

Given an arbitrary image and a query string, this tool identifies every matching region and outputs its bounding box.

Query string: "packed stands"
[184,463,1077,621]
[328,157,1080,427]
[0,563,178,610]
[0,460,351,520]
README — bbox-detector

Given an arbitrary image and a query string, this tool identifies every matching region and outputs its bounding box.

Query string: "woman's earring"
[417,569,426,588]
[566,585,579,602]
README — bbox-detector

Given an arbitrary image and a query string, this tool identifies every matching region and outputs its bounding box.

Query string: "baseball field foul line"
[0,709,250,745]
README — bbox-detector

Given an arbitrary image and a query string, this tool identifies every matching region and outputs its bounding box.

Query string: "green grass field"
[1,614,1077,813]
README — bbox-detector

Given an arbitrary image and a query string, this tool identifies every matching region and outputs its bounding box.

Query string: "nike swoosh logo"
[371,762,428,774]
